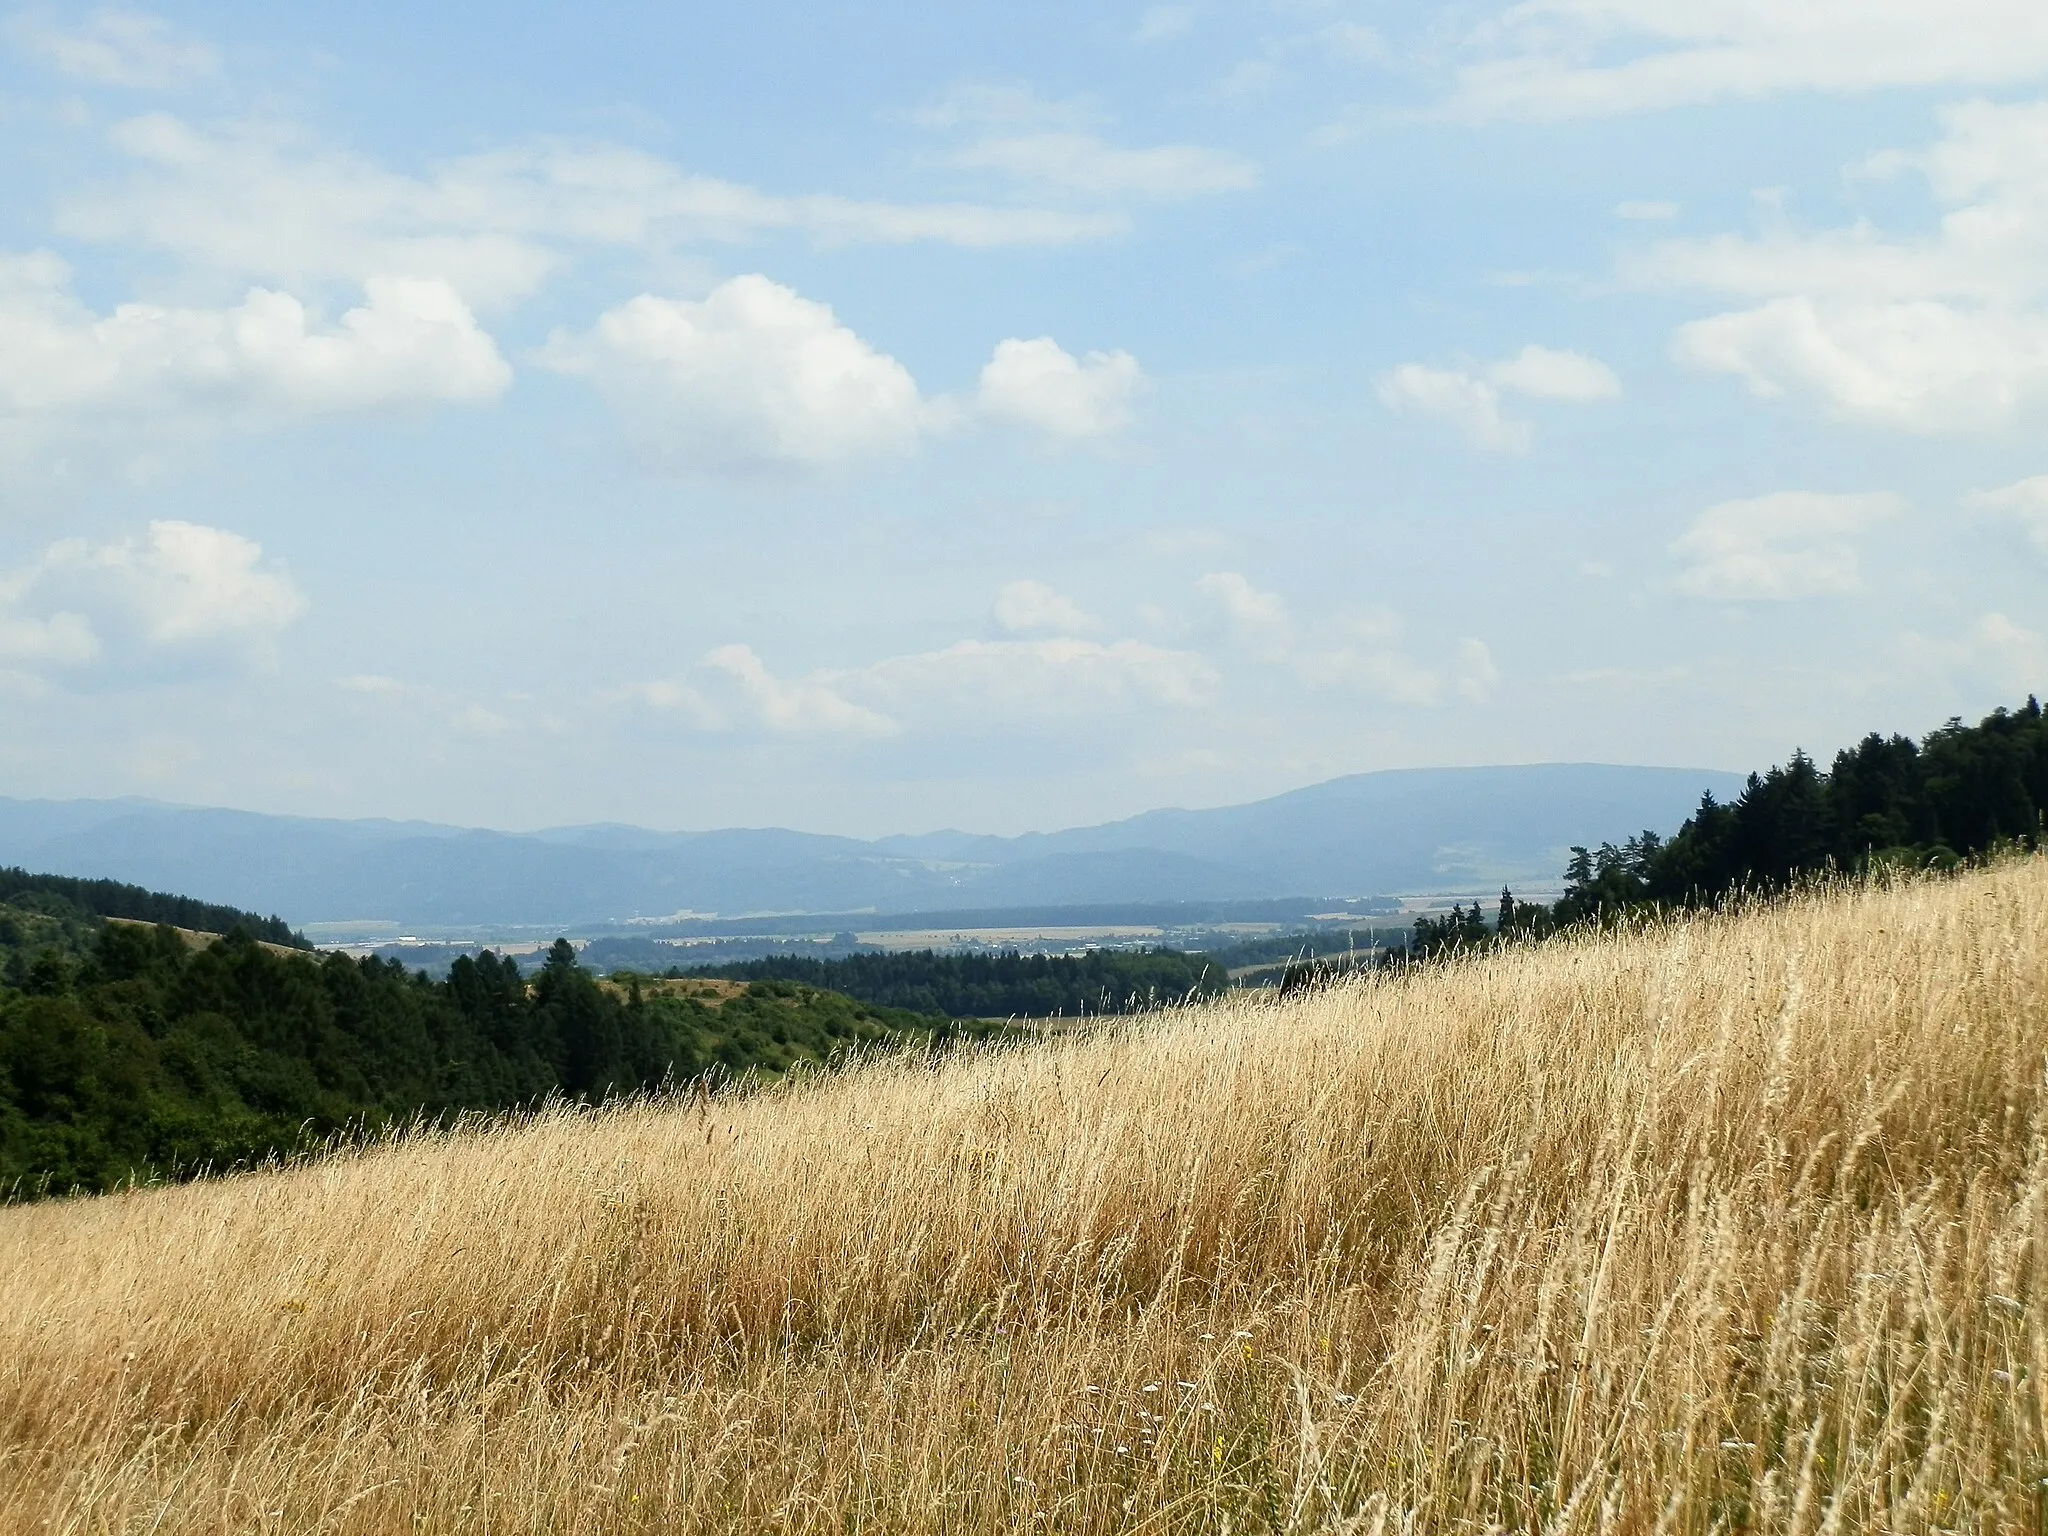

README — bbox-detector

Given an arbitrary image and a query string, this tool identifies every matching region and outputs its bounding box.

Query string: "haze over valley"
[0,763,1742,931]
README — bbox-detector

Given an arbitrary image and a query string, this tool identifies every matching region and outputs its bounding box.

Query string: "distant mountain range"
[0,764,1747,930]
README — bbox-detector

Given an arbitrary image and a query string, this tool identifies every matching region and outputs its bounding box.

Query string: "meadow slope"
[3,862,2047,1532]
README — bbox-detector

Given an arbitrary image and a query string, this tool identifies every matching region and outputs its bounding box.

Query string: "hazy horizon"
[2,1,2042,838]
[0,756,1750,841]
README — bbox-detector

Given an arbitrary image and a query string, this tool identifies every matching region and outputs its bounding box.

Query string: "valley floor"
[4,860,2047,1532]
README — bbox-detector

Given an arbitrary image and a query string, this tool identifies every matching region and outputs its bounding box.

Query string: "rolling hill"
[4,856,2039,1530]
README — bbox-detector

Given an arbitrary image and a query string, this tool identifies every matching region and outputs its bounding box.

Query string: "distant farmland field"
[3,859,2045,1532]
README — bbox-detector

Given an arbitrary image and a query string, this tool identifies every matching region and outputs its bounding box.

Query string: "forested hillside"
[1411,696,2048,958]
[673,946,1222,1018]
[0,926,983,1197]
[0,868,304,949]
[1558,695,2044,910]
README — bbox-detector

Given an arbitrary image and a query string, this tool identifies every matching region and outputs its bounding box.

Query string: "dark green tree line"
[679,946,1222,1018]
[1408,696,2048,962]
[0,867,305,948]
[1555,697,2047,921]
[0,923,979,1198]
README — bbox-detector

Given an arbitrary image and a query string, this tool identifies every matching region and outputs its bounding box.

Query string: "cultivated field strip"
[3,862,2046,1531]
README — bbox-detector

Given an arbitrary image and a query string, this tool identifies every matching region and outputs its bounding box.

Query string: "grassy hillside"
[2,860,2045,1531]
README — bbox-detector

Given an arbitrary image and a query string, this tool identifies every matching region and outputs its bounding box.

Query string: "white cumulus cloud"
[1670,491,1905,601]
[1674,297,2048,432]
[1486,344,1621,401]
[976,337,1143,439]
[1376,344,1619,452]
[42,520,307,646]
[1647,101,2048,432]
[0,520,306,677]
[0,254,509,436]
[541,280,1144,469]
[1376,365,1531,453]
[537,276,928,471]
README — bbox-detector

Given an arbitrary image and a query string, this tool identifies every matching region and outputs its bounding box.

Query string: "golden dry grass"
[4,861,2047,1532]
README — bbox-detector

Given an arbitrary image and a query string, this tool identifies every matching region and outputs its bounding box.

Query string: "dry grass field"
[4,861,2047,1533]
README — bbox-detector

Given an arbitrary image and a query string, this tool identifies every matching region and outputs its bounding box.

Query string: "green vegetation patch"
[0,867,305,949]
[677,945,1222,1019]
[0,924,992,1200]
[1408,695,2048,963]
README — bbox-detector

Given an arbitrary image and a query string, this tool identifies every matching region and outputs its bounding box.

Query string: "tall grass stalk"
[4,861,2046,1531]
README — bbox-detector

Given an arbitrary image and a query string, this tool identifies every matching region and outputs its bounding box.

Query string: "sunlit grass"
[3,859,2045,1531]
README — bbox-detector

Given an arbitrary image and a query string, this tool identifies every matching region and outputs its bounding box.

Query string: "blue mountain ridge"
[0,763,1745,928]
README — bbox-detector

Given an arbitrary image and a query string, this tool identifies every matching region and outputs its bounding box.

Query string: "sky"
[1,0,2045,838]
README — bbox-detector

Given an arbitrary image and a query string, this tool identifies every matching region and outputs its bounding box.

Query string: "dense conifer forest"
[1410,696,2048,958]
[0,915,986,1197]
[0,868,304,949]
[671,946,1223,1019]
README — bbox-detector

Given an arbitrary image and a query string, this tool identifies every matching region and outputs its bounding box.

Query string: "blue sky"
[1,0,2045,836]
